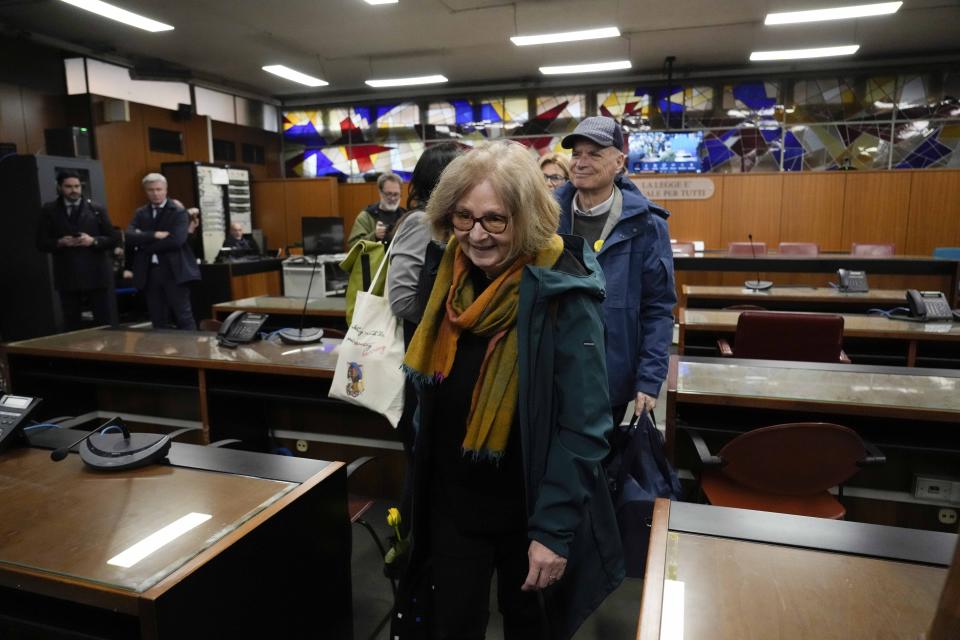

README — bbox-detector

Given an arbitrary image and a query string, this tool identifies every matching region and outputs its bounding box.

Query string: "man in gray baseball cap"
[555,116,677,425]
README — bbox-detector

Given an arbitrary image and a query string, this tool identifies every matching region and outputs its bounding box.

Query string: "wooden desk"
[212,295,347,331]
[678,307,960,367]
[195,258,284,321]
[1,327,402,497]
[666,356,960,529]
[674,253,960,306]
[0,443,350,639]
[682,284,906,313]
[638,500,955,640]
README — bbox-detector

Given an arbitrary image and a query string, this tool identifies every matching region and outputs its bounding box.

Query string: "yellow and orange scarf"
[404,235,564,459]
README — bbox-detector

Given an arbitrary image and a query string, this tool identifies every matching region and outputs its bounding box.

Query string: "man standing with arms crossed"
[126,173,199,330]
[555,117,676,424]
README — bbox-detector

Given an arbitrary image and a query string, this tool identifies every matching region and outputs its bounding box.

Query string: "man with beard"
[36,170,118,330]
[347,172,405,247]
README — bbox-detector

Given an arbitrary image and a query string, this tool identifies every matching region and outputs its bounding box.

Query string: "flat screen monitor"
[302,217,345,255]
[627,131,704,174]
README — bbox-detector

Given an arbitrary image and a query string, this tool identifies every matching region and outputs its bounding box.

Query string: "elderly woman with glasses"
[398,141,623,640]
[538,152,571,192]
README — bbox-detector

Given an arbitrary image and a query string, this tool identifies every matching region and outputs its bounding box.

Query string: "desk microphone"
[51,416,126,461]
[744,233,773,291]
[279,253,324,345]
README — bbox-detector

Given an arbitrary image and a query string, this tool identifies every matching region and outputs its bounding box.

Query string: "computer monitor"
[302,217,345,255]
[627,130,704,174]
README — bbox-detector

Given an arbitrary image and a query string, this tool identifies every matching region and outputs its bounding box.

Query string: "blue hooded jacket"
[556,175,677,404]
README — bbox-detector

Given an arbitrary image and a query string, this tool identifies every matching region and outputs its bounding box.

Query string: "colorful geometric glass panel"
[375,103,420,128]
[283,111,325,142]
[785,123,892,171]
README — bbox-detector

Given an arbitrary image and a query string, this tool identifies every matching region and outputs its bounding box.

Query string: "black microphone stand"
[279,253,325,345]
[744,233,773,291]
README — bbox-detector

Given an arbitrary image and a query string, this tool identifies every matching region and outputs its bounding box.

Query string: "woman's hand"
[521,540,567,591]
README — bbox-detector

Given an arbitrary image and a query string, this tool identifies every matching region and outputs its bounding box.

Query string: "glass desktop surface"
[6,328,342,371]
[676,359,960,413]
[682,309,960,337]
[660,531,946,640]
[0,449,296,593]
[218,295,346,313]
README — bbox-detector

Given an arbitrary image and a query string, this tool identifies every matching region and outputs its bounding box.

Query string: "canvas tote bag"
[329,243,404,427]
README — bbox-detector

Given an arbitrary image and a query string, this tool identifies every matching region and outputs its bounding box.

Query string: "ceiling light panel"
[539,60,632,75]
[511,27,620,46]
[262,65,329,87]
[750,45,860,61]
[365,75,448,88]
[58,0,173,32]
[765,2,902,25]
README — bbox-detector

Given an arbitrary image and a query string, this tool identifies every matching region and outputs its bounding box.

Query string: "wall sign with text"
[631,177,715,200]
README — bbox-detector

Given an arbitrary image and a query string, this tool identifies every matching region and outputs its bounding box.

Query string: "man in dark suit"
[36,170,118,331]
[126,173,200,330]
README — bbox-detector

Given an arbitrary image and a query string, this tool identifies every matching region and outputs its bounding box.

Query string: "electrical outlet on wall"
[296,439,308,453]
[938,508,957,526]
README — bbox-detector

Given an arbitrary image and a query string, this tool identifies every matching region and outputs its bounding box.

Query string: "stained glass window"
[375,103,420,128]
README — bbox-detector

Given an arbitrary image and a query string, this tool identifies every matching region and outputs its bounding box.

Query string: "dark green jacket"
[408,234,624,639]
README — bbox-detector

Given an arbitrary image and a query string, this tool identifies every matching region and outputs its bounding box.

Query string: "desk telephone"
[837,269,869,292]
[0,394,41,453]
[217,311,269,348]
[906,290,955,322]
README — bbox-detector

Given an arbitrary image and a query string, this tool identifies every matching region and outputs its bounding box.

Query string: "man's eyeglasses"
[543,173,566,185]
[381,191,401,199]
[450,211,509,234]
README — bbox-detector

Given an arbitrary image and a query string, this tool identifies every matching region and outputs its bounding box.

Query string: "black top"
[429,267,526,534]
[36,198,116,291]
[572,211,610,249]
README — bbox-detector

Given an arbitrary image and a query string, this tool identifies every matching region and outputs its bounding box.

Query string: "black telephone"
[837,268,869,292]
[906,290,954,322]
[0,394,42,453]
[217,311,269,347]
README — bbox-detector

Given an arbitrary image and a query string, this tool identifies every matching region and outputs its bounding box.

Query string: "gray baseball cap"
[561,116,624,150]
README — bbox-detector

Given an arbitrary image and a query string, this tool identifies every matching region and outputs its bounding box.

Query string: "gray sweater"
[387,209,431,324]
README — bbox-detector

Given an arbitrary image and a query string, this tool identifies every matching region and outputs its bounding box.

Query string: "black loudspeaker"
[44,127,91,158]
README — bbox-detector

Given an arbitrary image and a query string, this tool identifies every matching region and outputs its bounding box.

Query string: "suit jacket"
[126,201,201,289]
[36,198,116,291]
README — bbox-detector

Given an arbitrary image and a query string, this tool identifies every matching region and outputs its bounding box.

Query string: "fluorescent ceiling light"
[365,75,448,88]
[364,0,398,4]
[263,65,329,87]
[58,0,173,32]
[750,45,860,61]
[765,2,901,25]
[107,513,211,568]
[511,27,620,46]
[540,60,632,75]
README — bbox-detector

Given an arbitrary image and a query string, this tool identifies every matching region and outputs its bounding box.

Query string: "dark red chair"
[717,311,851,363]
[671,242,696,257]
[851,243,895,257]
[778,242,819,256]
[688,423,884,519]
[728,241,767,255]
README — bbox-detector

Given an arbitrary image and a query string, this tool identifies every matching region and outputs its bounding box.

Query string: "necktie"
[152,207,159,220]
[67,205,76,222]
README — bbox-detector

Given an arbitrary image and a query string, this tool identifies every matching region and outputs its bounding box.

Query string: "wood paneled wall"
[645,169,960,256]
[251,178,339,250]
[0,38,68,155]
[94,97,211,228]
[210,121,282,181]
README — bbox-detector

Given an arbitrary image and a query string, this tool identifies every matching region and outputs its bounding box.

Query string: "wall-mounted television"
[627,131,704,174]
[302,217,345,255]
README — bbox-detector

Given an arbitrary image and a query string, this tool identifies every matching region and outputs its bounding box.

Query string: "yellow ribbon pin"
[593,239,604,253]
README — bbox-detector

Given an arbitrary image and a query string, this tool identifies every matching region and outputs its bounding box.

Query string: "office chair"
[688,422,885,519]
[728,241,768,255]
[671,242,696,257]
[778,242,819,256]
[851,243,895,257]
[717,311,851,363]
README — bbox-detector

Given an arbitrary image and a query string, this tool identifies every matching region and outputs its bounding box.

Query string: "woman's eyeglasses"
[543,173,566,185]
[450,211,509,234]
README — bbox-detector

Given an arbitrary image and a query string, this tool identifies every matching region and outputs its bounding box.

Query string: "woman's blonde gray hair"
[426,141,560,261]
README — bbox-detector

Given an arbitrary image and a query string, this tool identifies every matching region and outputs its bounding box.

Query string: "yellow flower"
[387,507,401,529]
